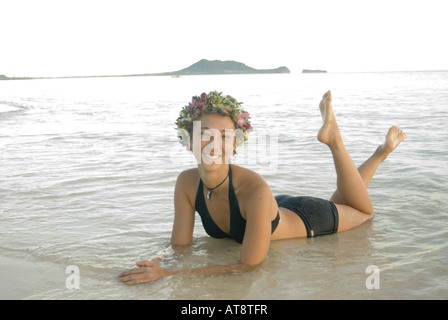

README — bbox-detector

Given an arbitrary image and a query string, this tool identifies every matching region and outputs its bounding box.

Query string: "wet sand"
[0,255,65,299]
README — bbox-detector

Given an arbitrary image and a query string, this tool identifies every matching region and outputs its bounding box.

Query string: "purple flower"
[194,101,204,108]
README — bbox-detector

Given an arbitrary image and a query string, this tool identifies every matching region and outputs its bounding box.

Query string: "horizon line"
[2,68,448,80]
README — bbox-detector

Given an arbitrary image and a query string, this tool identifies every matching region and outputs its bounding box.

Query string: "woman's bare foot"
[317,90,343,148]
[376,126,406,160]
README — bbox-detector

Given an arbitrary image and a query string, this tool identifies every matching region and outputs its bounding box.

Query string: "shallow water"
[1,72,447,299]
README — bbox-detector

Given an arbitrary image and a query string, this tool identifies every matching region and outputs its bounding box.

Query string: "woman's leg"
[330,126,407,204]
[317,90,374,214]
[317,91,406,232]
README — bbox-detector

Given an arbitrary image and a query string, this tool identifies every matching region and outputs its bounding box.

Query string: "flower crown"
[176,91,252,150]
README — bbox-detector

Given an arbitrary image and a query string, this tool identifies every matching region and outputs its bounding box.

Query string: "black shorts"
[275,195,339,237]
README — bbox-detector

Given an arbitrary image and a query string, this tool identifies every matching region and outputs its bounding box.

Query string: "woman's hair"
[176,91,252,152]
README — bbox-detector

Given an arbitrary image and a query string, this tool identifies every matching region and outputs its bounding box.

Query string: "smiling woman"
[117,90,407,285]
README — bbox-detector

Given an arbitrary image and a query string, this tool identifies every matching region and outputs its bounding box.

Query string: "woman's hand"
[118,258,171,285]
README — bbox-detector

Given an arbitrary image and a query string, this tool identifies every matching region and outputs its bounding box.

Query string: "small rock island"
[157,59,290,76]
[302,69,327,73]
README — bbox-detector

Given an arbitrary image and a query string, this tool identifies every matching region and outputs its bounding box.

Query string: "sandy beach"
[0,255,65,299]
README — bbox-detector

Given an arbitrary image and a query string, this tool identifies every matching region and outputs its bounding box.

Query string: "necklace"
[202,170,229,200]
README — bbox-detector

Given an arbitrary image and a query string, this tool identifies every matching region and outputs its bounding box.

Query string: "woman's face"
[192,114,236,169]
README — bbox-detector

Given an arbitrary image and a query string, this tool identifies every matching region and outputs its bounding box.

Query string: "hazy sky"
[1,0,447,77]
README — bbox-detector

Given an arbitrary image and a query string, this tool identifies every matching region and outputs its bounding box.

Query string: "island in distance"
[156,59,290,76]
[0,59,290,80]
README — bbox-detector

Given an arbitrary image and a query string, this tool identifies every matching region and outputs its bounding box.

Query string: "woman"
[118,90,406,284]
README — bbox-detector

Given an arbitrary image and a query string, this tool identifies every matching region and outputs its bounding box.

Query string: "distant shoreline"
[0,73,164,81]
[0,73,290,81]
[2,68,446,81]
[0,59,291,81]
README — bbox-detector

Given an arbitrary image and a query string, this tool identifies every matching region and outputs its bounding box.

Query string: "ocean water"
[0,71,447,300]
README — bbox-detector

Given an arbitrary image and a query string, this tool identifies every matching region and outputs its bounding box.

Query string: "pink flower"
[200,92,207,100]
[237,112,250,128]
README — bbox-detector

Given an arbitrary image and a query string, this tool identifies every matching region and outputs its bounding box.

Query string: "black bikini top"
[195,165,280,244]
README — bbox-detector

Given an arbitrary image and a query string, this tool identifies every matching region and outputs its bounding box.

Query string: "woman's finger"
[120,273,151,284]
[136,258,161,268]
[119,268,157,285]
[136,260,153,267]
[118,266,147,278]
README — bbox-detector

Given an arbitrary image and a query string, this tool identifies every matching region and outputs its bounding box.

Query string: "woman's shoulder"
[231,165,275,219]
[175,168,200,203]
[176,167,199,185]
[231,165,270,192]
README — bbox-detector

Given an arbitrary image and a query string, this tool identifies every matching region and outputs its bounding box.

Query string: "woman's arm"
[240,183,275,265]
[171,170,195,246]
[118,258,258,285]
[118,171,274,285]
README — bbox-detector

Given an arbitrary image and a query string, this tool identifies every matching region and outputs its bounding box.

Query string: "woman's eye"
[223,135,233,141]
[202,132,212,140]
